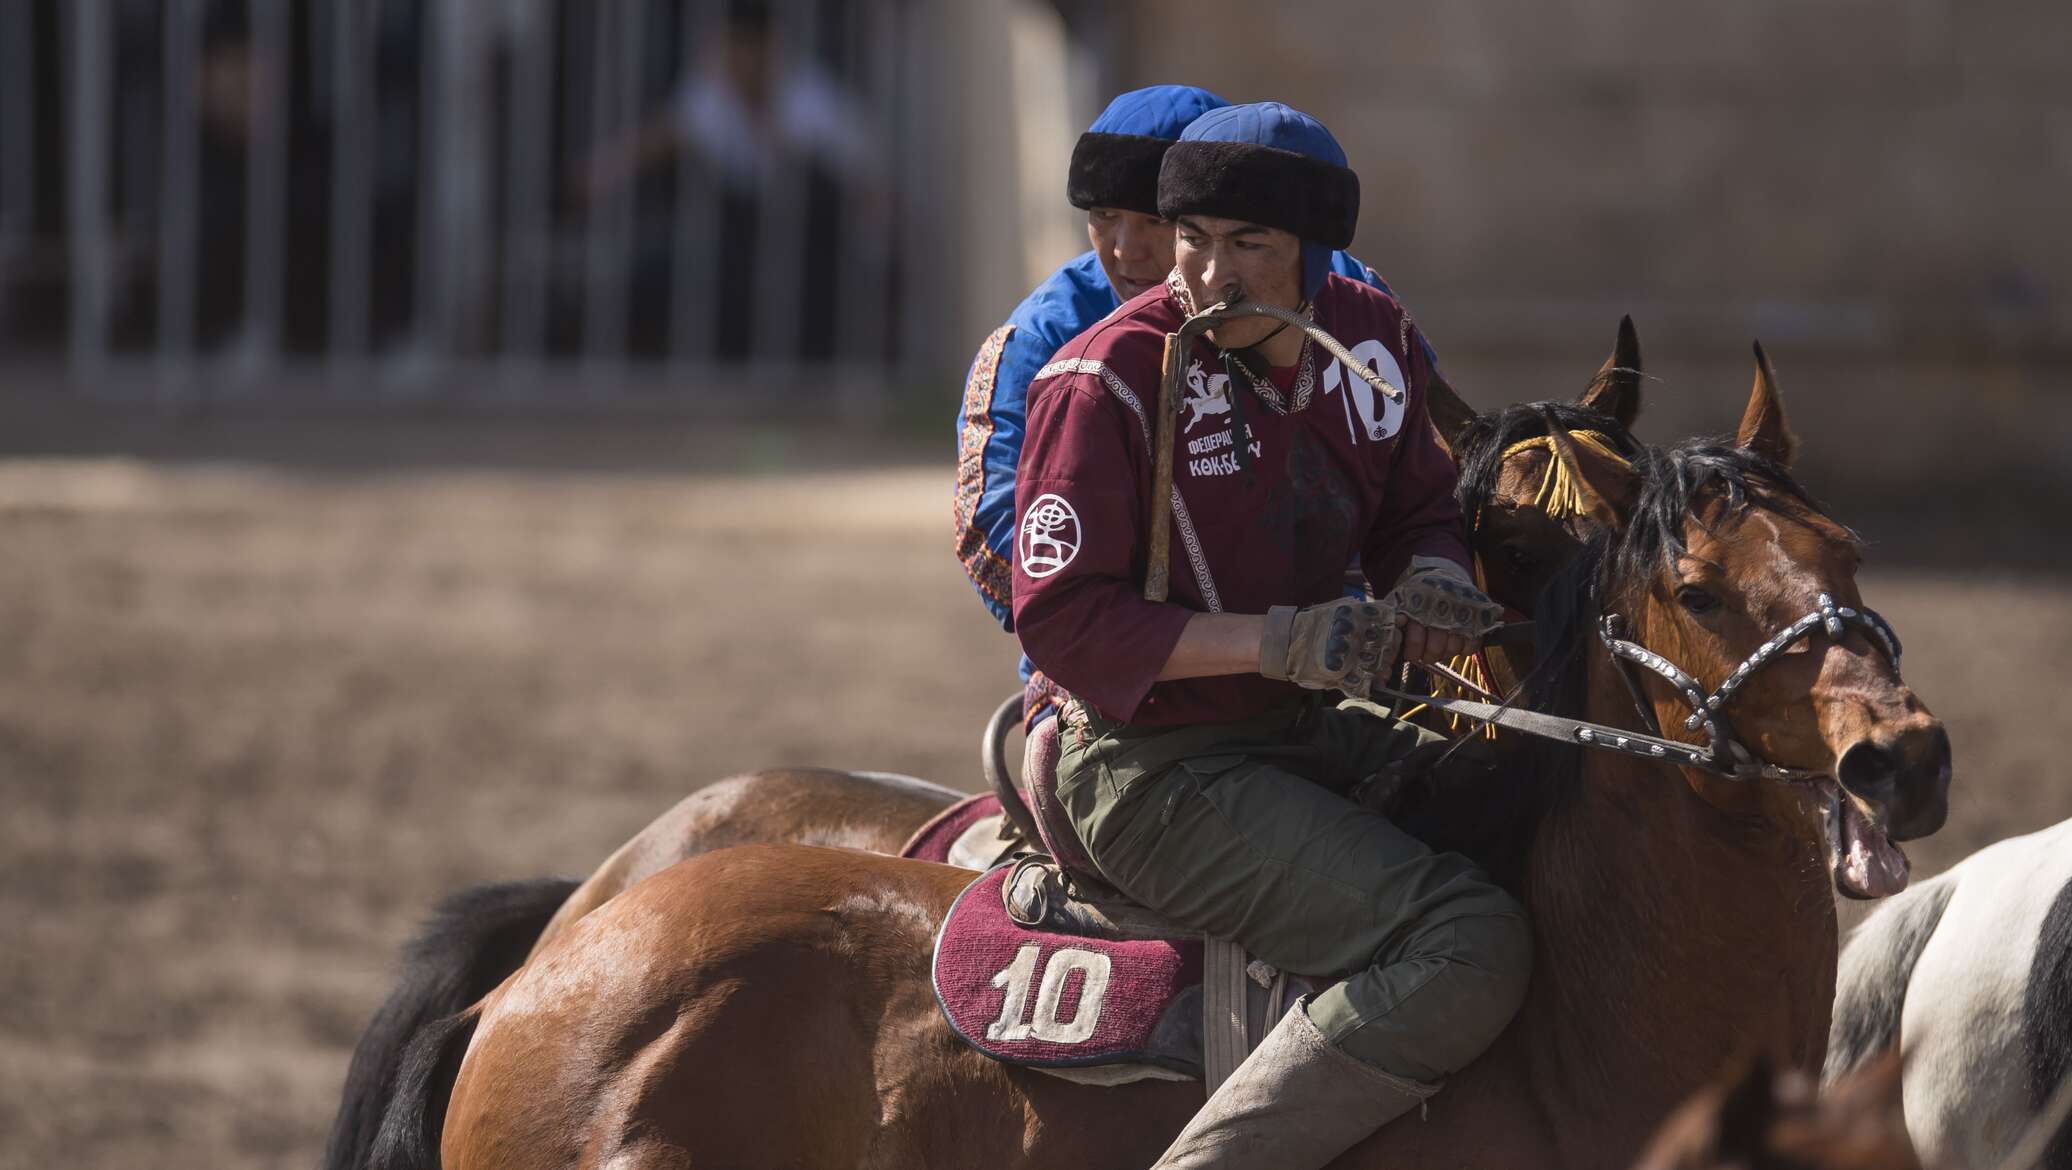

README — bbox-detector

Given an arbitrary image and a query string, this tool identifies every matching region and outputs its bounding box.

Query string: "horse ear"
[1578,315,1642,429]
[1425,368,1478,461]
[1737,341,1799,468]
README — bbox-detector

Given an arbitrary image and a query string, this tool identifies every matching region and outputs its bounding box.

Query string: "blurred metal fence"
[0,0,924,407]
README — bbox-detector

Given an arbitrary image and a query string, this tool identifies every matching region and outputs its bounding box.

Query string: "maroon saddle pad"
[931,863,1206,1075]
[900,791,1004,864]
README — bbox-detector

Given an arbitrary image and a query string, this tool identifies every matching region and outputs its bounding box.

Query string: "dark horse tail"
[366,1004,481,1170]
[324,877,578,1170]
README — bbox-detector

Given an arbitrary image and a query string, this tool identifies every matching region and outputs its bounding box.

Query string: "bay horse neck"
[1512,538,1838,1139]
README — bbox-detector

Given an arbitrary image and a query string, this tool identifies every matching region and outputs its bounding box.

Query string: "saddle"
[908,711,1316,1089]
[931,859,1314,1087]
[895,710,1083,872]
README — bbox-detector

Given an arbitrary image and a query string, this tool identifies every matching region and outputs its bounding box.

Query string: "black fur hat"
[1066,133,1173,216]
[1064,86,1230,216]
[1157,103,1360,250]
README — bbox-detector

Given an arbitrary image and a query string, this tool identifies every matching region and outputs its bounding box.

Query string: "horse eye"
[1504,547,1536,574]
[1676,586,1721,615]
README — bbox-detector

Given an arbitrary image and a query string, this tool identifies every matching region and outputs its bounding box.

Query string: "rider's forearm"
[1155,612,1267,681]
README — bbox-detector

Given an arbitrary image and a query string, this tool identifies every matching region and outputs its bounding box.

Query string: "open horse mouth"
[1826,782,1910,899]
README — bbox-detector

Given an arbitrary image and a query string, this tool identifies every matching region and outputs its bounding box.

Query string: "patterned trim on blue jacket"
[954,324,1017,617]
[952,253,1119,630]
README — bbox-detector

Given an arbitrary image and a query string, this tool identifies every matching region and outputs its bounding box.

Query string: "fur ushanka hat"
[1066,85,1229,217]
[1158,102,1360,300]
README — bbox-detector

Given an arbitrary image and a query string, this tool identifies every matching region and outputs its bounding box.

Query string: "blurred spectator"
[575,0,882,361]
[189,1,419,356]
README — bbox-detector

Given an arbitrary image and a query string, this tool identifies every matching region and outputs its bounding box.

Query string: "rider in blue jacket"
[952,85,1436,724]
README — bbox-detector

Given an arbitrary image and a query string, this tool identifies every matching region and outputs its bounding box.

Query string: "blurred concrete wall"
[930,0,1097,362]
[1122,0,2069,358]
[1116,0,2070,510]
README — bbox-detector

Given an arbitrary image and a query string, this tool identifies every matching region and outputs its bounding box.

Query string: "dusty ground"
[0,442,2066,1169]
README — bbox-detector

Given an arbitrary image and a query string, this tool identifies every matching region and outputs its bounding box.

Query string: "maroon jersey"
[1011,273,1471,726]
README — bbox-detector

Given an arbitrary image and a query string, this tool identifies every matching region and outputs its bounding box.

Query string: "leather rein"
[1378,593,1904,783]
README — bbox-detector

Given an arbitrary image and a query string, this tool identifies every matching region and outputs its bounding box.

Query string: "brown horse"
[416,356,1949,1169]
[325,328,1654,1170]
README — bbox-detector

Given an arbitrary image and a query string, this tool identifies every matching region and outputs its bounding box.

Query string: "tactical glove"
[1388,557,1505,637]
[1260,599,1399,696]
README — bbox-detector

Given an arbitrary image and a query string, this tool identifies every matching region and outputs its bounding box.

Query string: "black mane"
[1610,440,1851,590]
[1452,400,1647,523]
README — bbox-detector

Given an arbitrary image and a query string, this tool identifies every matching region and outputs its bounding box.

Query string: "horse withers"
[423,348,1949,1170]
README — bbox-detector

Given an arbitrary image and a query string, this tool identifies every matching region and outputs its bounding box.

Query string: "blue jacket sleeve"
[953,320,1059,630]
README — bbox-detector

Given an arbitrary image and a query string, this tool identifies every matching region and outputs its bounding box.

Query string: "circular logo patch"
[1019,494,1082,578]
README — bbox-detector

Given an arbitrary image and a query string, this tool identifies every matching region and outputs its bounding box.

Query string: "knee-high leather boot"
[1148,998,1439,1169]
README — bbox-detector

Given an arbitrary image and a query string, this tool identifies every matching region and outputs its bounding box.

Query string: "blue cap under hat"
[1089,85,1229,139]
[1176,102,1349,168]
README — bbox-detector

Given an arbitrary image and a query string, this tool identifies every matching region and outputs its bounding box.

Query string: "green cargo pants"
[1053,696,1531,1084]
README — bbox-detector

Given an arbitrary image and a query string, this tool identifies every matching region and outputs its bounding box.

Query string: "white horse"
[1827,816,2072,1168]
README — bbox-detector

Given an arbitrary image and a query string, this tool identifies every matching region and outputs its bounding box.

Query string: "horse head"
[1592,344,1949,899]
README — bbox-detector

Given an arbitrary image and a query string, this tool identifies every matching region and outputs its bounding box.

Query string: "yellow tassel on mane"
[1496,429,1633,523]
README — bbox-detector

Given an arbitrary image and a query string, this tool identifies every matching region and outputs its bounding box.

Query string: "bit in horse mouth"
[1825,780,1910,900]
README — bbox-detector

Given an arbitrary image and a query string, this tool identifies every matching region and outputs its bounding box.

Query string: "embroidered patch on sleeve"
[1018,494,1082,578]
[954,325,1017,608]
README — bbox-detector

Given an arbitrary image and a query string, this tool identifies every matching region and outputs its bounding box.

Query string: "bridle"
[1384,424,1909,783]
[1596,592,1903,780]
[1383,593,1905,783]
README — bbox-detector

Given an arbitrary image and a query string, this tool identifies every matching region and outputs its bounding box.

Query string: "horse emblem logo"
[1019,494,1082,578]
[1182,361,1232,433]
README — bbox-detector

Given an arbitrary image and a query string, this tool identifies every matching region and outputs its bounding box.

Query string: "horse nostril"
[1895,726,1953,840]
[1843,725,1953,841]
[1836,740,1899,801]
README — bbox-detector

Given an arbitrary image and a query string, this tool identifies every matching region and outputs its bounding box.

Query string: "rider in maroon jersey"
[1012,103,1530,1170]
